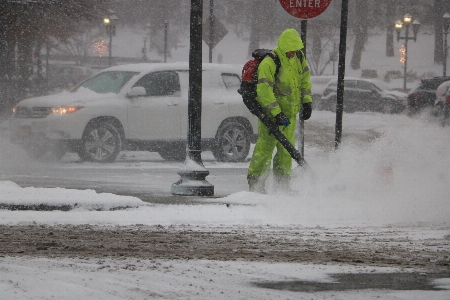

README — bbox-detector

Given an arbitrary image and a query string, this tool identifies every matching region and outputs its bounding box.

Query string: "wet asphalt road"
[0,151,249,204]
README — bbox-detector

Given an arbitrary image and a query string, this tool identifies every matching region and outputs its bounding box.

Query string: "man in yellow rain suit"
[247,28,312,193]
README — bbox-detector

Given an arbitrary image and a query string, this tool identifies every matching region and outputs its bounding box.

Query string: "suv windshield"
[369,79,390,91]
[72,71,139,94]
[421,78,450,90]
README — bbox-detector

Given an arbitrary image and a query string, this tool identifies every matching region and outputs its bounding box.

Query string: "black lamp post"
[145,23,152,52]
[395,14,420,91]
[103,9,118,67]
[443,13,450,77]
[164,21,168,63]
[171,0,214,196]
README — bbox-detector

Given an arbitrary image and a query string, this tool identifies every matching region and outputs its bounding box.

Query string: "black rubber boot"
[273,174,292,194]
[247,174,267,194]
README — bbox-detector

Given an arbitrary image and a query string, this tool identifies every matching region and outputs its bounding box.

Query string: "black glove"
[302,103,312,120]
[275,112,290,126]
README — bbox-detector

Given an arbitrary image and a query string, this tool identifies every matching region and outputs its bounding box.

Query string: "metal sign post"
[209,0,214,63]
[334,0,349,150]
[299,20,307,158]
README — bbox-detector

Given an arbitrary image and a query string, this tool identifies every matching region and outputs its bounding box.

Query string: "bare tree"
[246,0,261,57]
[305,24,339,76]
[57,26,102,66]
[350,0,368,70]
[385,0,396,57]
[0,0,106,113]
[434,0,444,64]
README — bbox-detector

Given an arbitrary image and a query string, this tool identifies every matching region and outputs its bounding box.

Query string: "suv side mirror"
[127,86,146,97]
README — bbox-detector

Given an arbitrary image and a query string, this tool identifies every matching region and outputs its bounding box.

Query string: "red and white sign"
[279,0,333,19]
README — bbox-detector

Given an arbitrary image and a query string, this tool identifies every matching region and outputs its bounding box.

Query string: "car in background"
[9,62,258,163]
[433,80,450,126]
[47,65,95,90]
[407,76,450,115]
[319,77,407,114]
[310,75,337,108]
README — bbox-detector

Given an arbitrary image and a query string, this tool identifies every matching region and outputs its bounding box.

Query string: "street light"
[443,13,450,76]
[164,20,168,63]
[395,14,420,91]
[103,9,118,67]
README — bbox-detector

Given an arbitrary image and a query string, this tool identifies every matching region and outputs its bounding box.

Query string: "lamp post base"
[171,164,214,196]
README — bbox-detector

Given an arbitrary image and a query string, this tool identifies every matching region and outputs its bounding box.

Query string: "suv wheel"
[78,122,122,163]
[436,104,450,126]
[382,102,394,114]
[330,102,337,113]
[212,121,250,162]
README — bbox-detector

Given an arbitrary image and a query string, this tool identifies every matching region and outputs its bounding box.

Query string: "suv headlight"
[51,106,84,114]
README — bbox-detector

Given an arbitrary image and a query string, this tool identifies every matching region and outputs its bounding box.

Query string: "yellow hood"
[277,28,304,54]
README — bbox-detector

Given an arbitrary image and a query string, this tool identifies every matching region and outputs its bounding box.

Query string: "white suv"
[9,62,258,163]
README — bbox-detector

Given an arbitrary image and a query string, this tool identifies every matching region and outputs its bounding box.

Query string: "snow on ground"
[1,111,449,299]
[2,257,450,300]
[0,181,143,211]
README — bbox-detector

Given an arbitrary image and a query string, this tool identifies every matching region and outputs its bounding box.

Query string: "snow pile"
[0,181,145,211]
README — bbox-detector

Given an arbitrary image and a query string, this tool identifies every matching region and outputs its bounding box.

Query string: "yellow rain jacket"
[256,28,312,118]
